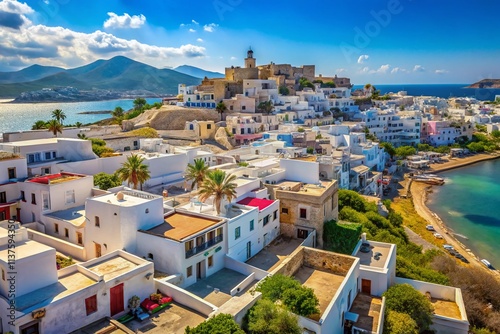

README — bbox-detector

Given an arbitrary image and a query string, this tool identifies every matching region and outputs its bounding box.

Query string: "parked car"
[426,225,435,231]
[433,233,443,239]
[443,244,454,250]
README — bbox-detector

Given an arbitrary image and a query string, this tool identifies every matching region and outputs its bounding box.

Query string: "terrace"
[28,172,86,184]
[348,293,383,333]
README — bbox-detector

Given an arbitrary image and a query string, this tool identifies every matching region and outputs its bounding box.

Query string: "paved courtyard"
[246,236,303,272]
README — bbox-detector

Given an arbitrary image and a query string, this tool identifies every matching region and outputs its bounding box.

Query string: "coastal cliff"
[467,79,500,89]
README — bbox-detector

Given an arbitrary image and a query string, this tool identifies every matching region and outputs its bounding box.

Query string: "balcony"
[185,234,223,258]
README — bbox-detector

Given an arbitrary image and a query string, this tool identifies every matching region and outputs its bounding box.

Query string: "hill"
[0,56,202,100]
[468,79,500,89]
[0,64,64,84]
[173,65,224,79]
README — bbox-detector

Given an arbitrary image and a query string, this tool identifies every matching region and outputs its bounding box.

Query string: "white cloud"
[196,38,204,42]
[391,67,407,74]
[191,19,199,25]
[103,12,146,29]
[413,65,425,72]
[203,23,218,32]
[357,54,369,64]
[361,64,391,74]
[377,64,390,73]
[435,69,448,74]
[0,0,33,14]
[188,28,196,33]
[179,23,185,27]
[230,56,237,60]
[335,68,347,73]
[361,66,370,73]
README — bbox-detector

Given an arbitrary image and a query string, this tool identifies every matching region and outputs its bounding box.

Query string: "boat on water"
[412,175,445,185]
[481,259,493,269]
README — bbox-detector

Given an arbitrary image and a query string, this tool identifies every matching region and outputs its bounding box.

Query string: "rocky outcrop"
[467,79,500,89]
[128,105,220,130]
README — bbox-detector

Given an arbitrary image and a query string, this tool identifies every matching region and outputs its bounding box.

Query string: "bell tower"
[244,47,256,68]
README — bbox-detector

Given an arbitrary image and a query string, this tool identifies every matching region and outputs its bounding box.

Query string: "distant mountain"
[0,56,202,100]
[173,65,224,79]
[0,64,64,84]
[468,79,500,89]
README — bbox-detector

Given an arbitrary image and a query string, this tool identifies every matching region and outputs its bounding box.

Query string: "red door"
[361,279,371,295]
[110,283,124,316]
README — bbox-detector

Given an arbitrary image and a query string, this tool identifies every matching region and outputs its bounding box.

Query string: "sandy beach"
[407,153,500,277]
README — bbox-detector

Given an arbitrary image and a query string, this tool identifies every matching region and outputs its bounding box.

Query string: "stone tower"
[244,47,256,68]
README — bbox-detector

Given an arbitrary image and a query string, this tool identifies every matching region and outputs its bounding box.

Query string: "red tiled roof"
[29,173,63,184]
[237,197,274,211]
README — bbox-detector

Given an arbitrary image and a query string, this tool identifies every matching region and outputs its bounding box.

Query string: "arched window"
[147,253,154,260]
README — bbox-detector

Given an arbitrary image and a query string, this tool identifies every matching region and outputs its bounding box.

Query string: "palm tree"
[112,106,124,118]
[32,120,47,130]
[215,101,227,121]
[47,120,62,137]
[257,100,274,114]
[75,122,83,128]
[198,170,237,215]
[116,154,151,190]
[52,109,66,126]
[185,158,209,190]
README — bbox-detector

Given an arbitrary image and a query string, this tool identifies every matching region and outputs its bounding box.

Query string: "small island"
[467,79,500,89]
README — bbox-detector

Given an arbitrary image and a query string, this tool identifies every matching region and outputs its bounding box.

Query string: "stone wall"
[303,247,355,276]
[272,246,304,277]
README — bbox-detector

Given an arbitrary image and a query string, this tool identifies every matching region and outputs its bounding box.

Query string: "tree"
[257,100,274,114]
[491,130,500,138]
[75,121,82,128]
[246,299,301,334]
[185,158,209,190]
[395,145,416,159]
[299,77,314,91]
[112,106,124,118]
[133,98,147,110]
[185,313,244,334]
[47,120,63,137]
[198,170,237,215]
[384,310,418,334]
[93,172,121,190]
[77,133,88,139]
[279,85,289,96]
[382,284,434,332]
[51,109,66,125]
[216,101,227,121]
[306,147,314,154]
[116,153,151,190]
[380,142,396,158]
[255,274,319,317]
[32,120,47,130]
[90,138,114,157]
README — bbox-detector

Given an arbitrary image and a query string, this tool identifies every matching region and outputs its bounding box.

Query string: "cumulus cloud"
[413,65,425,72]
[377,64,390,73]
[357,54,369,64]
[104,12,146,29]
[188,28,196,33]
[0,10,24,29]
[0,0,33,14]
[435,69,448,74]
[196,38,204,42]
[391,67,407,74]
[192,19,199,25]
[203,23,218,32]
[0,0,33,30]
[230,56,237,60]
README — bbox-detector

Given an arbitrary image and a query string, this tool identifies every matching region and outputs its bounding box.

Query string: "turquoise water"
[426,159,500,268]
[0,98,161,134]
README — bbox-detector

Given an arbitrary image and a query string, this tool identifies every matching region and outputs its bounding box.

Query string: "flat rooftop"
[431,298,462,320]
[46,205,86,227]
[0,239,54,263]
[16,271,97,311]
[85,255,139,281]
[237,197,275,211]
[349,293,382,333]
[3,138,86,147]
[246,236,303,272]
[145,212,222,241]
[28,172,86,184]
[92,190,160,207]
[274,179,334,196]
[294,266,346,316]
[233,176,259,187]
[355,241,392,269]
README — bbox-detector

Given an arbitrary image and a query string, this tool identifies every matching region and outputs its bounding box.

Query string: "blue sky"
[0,0,499,84]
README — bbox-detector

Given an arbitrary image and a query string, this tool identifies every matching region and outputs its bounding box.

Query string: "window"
[2,268,5,281]
[263,215,269,226]
[300,208,307,219]
[208,255,213,268]
[85,295,97,315]
[133,140,138,146]
[64,228,69,238]
[65,190,75,204]
[216,227,223,237]
[42,193,50,210]
[8,167,16,179]
[95,216,100,228]
[242,106,246,111]
[207,124,212,129]
[76,232,83,245]
[185,240,194,252]
[147,253,154,260]
[187,266,193,277]
[240,128,244,135]
[54,223,59,234]
[273,210,278,220]
[281,207,288,214]
[31,193,36,205]
[45,152,51,160]
[235,227,241,240]
[0,192,5,203]
[249,219,254,231]
[20,191,25,202]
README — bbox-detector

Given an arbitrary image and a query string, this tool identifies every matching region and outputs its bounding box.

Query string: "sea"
[0,98,162,135]
[426,158,500,269]
[352,83,500,102]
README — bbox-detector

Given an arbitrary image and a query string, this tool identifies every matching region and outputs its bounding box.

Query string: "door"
[110,283,124,316]
[263,233,269,247]
[20,321,39,334]
[196,260,206,280]
[95,243,102,258]
[361,279,371,294]
[246,241,252,260]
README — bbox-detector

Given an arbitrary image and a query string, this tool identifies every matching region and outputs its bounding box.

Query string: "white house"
[0,152,27,221]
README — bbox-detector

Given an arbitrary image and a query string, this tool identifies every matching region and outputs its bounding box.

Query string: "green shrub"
[323,220,362,254]
[185,313,244,334]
